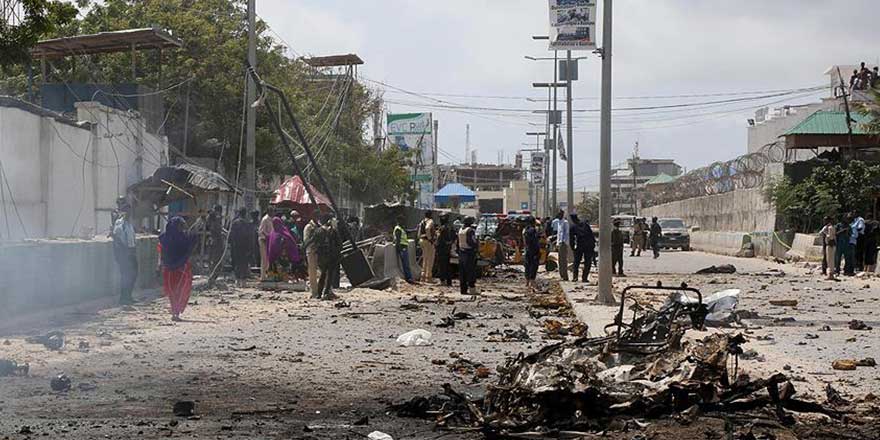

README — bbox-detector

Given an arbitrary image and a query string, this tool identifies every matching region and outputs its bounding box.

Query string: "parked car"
[658,218,690,251]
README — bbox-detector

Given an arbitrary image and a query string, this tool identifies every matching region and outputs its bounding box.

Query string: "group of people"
[629,217,662,259]
[819,212,879,280]
[849,61,879,91]
[394,212,480,295]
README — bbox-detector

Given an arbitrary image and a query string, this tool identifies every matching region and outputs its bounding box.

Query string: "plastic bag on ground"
[397,329,433,347]
[368,431,394,440]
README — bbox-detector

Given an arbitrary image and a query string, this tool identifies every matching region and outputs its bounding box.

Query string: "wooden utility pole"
[245,0,257,209]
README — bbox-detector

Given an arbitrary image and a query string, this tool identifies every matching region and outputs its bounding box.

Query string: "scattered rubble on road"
[25,330,65,350]
[0,358,29,377]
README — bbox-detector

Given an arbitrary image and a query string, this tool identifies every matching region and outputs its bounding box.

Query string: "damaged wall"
[0,236,160,318]
[0,99,168,242]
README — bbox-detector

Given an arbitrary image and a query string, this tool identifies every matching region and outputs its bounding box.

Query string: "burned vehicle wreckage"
[393,283,849,438]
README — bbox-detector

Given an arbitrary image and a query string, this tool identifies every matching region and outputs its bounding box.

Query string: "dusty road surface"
[0,271,567,439]
[1,251,878,440]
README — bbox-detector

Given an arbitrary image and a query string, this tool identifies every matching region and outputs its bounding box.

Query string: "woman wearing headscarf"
[267,217,301,276]
[159,216,199,321]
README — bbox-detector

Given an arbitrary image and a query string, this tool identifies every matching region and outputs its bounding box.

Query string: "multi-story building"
[611,158,682,215]
[437,163,524,192]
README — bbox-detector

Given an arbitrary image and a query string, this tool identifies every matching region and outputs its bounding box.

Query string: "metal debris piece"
[696,264,737,274]
[848,320,873,331]
[173,401,195,417]
[0,359,29,377]
[25,331,65,350]
[50,374,71,392]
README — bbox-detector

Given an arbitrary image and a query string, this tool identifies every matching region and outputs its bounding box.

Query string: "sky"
[258,0,878,191]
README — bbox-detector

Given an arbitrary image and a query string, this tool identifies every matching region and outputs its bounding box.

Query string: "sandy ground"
[0,270,564,439]
[562,249,880,400]
[1,250,878,439]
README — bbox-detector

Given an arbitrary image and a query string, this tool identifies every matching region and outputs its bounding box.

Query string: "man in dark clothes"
[314,216,341,300]
[457,216,479,295]
[570,214,596,282]
[611,219,625,277]
[206,205,225,273]
[649,216,662,259]
[228,207,254,287]
[250,210,261,267]
[393,217,415,283]
[435,214,456,287]
[523,216,541,289]
[112,200,138,305]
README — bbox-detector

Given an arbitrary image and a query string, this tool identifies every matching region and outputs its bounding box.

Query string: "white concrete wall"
[642,187,777,233]
[0,101,167,241]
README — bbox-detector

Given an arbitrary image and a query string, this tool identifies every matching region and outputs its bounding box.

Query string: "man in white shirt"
[257,206,275,280]
[554,210,571,281]
[112,200,138,305]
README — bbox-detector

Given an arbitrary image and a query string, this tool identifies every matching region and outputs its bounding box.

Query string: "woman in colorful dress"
[266,217,301,280]
[158,216,199,321]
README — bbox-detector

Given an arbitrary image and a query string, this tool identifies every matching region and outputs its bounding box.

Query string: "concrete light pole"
[597,0,615,305]
[565,50,574,215]
[244,0,257,209]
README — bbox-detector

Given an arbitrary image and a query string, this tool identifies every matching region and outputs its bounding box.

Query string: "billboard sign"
[413,173,433,209]
[387,113,434,166]
[548,0,597,51]
[531,152,545,185]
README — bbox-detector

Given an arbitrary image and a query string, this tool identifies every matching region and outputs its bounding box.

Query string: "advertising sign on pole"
[531,151,545,185]
[548,0,596,51]
[387,113,434,166]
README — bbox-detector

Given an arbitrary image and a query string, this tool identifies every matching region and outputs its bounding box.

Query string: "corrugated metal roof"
[784,110,873,136]
[645,173,676,185]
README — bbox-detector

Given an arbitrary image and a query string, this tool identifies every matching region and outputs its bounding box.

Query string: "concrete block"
[786,233,824,262]
[690,231,751,256]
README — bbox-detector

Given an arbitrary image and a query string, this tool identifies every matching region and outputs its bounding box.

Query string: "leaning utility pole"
[244,0,257,209]
[597,0,615,305]
[552,50,559,213]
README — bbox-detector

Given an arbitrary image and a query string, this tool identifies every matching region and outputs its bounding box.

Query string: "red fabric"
[271,175,331,206]
[163,262,192,316]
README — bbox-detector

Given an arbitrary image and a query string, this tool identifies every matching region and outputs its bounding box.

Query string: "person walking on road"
[819,216,838,281]
[631,218,645,257]
[435,214,455,287]
[158,216,200,321]
[206,205,225,274]
[863,217,878,273]
[302,212,321,297]
[457,216,479,295]
[523,216,541,290]
[112,199,138,305]
[393,217,415,283]
[258,206,275,280]
[553,210,571,281]
[314,216,341,300]
[229,208,255,287]
[570,214,596,282]
[649,217,663,259]
[611,219,626,277]
[418,211,436,282]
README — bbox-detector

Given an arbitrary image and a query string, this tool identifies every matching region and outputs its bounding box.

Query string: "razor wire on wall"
[645,141,788,207]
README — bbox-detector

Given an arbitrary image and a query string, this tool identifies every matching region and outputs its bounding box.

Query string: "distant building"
[611,158,682,215]
[437,163,524,192]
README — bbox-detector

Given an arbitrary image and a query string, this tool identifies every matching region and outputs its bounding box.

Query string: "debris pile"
[394,283,843,436]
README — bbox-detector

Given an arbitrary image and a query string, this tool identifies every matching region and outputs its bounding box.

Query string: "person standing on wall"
[554,210,571,281]
[570,214,596,283]
[418,211,436,282]
[523,216,541,290]
[435,214,456,287]
[112,199,138,305]
[819,216,838,281]
[257,206,276,280]
[649,217,663,259]
[393,217,415,284]
[229,207,255,287]
[158,216,200,321]
[457,216,479,295]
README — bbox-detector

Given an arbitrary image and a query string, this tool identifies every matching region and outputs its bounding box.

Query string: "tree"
[0,0,77,68]
[765,161,880,232]
[575,195,599,223]
[1,0,411,204]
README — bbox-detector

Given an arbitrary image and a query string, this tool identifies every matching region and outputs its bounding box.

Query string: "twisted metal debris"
[647,141,788,206]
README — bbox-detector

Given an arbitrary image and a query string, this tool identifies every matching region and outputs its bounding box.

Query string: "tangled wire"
[647,142,788,206]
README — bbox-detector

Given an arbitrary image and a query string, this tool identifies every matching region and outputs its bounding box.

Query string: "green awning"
[645,173,676,186]
[784,110,872,136]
